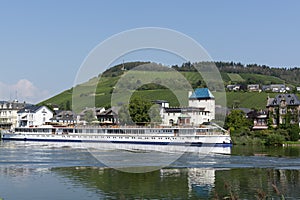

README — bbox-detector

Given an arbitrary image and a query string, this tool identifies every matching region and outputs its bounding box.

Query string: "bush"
[287,125,300,141]
[265,134,285,146]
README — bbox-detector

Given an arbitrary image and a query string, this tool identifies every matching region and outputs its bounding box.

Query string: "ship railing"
[195,131,228,136]
[73,124,218,129]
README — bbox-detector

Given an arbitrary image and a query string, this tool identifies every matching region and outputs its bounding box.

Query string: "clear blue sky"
[0,0,299,103]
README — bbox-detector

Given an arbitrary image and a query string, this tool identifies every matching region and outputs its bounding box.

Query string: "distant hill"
[40,61,300,111]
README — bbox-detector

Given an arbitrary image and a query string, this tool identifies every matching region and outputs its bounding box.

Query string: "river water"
[0,141,300,199]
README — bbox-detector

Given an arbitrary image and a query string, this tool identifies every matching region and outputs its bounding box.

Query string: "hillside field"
[40,63,300,111]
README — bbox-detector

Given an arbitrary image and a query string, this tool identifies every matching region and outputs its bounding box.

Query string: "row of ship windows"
[21,129,176,134]
[167,112,208,116]
[33,135,176,140]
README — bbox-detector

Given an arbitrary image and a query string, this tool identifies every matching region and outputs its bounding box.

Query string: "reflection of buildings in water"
[0,167,32,177]
[0,167,49,180]
[188,168,215,197]
[52,166,217,199]
[160,168,216,198]
[52,167,300,199]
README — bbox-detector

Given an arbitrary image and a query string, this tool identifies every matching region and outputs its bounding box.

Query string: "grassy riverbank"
[284,141,300,146]
[232,136,300,147]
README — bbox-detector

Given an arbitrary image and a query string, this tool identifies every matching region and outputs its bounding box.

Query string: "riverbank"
[231,134,300,147]
[284,141,300,146]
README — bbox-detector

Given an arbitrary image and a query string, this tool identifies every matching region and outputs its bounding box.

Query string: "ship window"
[97,129,104,133]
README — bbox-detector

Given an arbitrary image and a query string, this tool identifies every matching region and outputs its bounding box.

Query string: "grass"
[227,73,245,82]
[240,73,284,85]
[180,72,203,83]
[40,66,298,111]
[212,91,278,109]
[226,91,276,109]
[284,141,300,145]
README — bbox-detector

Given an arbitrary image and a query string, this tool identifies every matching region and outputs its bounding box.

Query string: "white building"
[160,88,215,126]
[270,84,286,93]
[0,100,30,129]
[17,105,53,127]
[50,110,77,125]
[247,84,260,92]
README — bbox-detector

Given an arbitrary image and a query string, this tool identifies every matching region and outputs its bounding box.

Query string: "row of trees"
[172,61,300,86]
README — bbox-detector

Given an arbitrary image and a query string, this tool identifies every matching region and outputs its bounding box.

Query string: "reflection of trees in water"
[52,167,300,199]
[52,167,216,199]
[214,168,300,199]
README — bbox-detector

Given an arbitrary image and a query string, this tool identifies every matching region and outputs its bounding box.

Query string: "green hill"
[40,61,300,111]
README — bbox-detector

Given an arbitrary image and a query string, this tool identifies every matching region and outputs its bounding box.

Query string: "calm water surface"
[0,141,300,199]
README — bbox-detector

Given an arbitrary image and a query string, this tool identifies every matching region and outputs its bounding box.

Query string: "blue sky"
[0,1,300,103]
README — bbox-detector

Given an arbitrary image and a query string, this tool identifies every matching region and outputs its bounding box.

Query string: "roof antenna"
[15,91,18,102]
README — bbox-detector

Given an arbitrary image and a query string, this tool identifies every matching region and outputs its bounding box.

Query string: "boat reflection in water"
[85,143,231,173]
[1,140,230,172]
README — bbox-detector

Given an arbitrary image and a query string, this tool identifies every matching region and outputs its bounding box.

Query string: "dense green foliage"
[118,97,161,126]
[225,110,300,146]
[224,110,252,131]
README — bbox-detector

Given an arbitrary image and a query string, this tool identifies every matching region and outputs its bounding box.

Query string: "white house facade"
[17,105,53,127]
[160,88,215,126]
[0,100,30,129]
